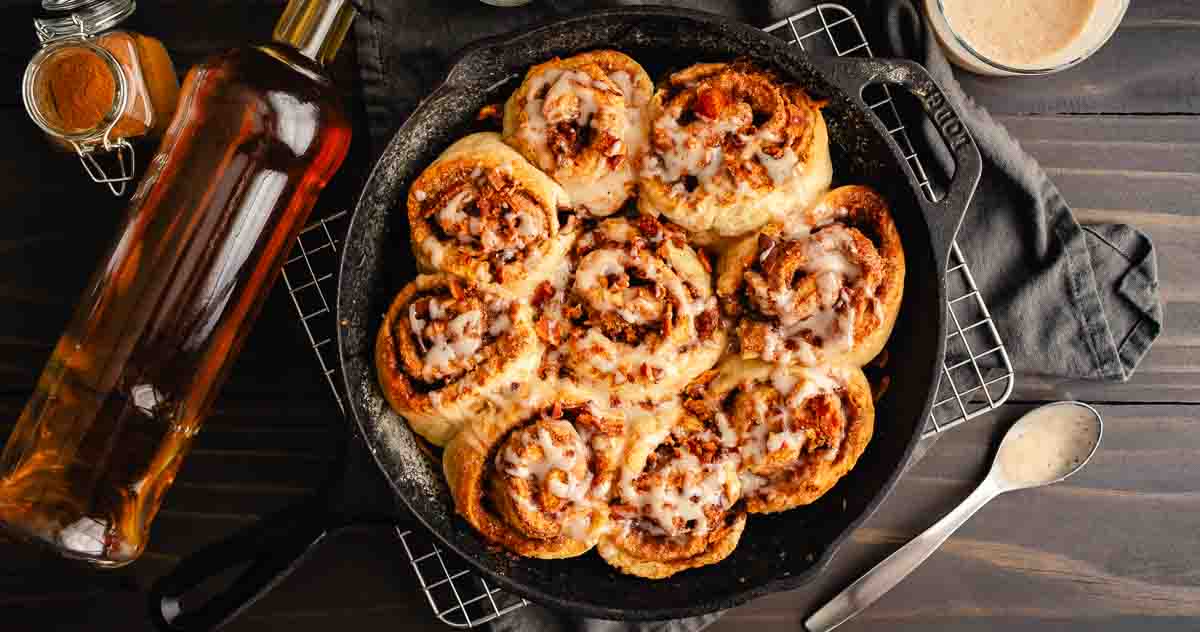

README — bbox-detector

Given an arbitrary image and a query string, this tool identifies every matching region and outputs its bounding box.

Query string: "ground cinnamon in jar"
[41,48,116,133]
[31,33,177,143]
[23,0,181,192]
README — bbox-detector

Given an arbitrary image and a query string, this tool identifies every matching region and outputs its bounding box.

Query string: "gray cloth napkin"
[352,1,1163,630]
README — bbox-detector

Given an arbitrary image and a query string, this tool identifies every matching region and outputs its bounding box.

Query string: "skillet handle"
[148,496,337,632]
[809,57,982,271]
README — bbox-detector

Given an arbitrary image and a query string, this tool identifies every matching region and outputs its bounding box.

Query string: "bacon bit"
[476,103,502,123]
[690,436,721,464]
[694,369,720,389]
[635,213,664,239]
[610,503,639,520]
[695,86,728,120]
[651,366,664,382]
[640,363,652,381]
[580,410,624,437]
[873,375,891,403]
[495,264,514,284]
[696,307,718,340]
[682,396,713,420]
[549,401,564,419]
[696,248,712,274]
[531,281,555,309]
[447,278,466,301]
[549,122,580,160]
[535,316,560,346]
[610,395,622,408]
[660,302,675,338]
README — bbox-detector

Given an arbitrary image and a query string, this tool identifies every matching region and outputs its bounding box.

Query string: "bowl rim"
[930,0,1130,75]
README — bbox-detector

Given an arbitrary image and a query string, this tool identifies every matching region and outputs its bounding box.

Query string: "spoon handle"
[806,479,1001,632]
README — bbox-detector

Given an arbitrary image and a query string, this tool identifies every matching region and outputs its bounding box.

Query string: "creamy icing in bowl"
[925,0,1129,76]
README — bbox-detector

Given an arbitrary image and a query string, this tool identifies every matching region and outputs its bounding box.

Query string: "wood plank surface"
[995,115,1200,404]
[0,0,1195,631]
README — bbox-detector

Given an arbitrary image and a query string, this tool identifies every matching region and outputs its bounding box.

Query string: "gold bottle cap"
[273,0,356,67]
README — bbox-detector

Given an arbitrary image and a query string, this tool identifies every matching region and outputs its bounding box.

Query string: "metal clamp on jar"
[22,0,179,195]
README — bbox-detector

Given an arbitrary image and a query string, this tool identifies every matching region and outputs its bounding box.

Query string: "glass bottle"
[0,0,355,567]
[23,0,181,195]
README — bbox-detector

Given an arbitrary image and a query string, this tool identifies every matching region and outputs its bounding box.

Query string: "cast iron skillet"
[338,6,979,621]
[150,6,981,628]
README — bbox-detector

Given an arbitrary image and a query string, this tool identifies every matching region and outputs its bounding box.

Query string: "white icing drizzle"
[488,312,512,336]
[643,112,739,191]
[617,426,737,538]
[407,290,513,382]
[643,83,803,199]
[438,190,472,229]
[496,413,615,543]
[501,424,590,495]
[734,368,844,492]
[756,146,801,185]
[421,310,483,380]
[565,224,712,385]
[754,226,878,364]
[517,65,647,215]
[421,236,448,268]
[519,68,618,168]
[714,411,739,448]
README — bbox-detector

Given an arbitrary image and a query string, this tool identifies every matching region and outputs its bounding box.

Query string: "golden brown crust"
[407,133,577,297]
[375,273,542,446]
[597,511,746,579]
[596,406,746,578]
[717,185,905,368]
[681,357,875,514]
[637,62,832,245]
[503,51,652,216]
[443,389,626,558]
[532,215,726,402]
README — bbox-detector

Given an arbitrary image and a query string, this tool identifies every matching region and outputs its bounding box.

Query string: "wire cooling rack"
[764,4,1014,436]
[279,3,1014,627]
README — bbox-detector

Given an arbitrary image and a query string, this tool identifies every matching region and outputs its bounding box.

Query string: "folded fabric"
[882,0,1161,380]
[351,1,1163,630]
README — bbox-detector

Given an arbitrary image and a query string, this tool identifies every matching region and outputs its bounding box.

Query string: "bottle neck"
[272,0,356,67]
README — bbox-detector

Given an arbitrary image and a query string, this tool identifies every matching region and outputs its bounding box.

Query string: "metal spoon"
[806,401,1103,632]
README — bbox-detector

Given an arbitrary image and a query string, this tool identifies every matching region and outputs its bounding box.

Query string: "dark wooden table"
[1,1,1197,631]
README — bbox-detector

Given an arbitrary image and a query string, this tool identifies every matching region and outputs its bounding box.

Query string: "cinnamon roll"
[598,405,746,579]
[375,274,542,446]
[638,62,832,245]
[682,357,874,514]
[717,185,905,368]
[443,390,626,558]
[408,132,577,296]
[532,215,726,403]
[503,51,652,217]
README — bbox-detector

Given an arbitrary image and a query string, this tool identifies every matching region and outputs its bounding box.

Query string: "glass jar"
[924,0,1129,76]
[22,0,180,194]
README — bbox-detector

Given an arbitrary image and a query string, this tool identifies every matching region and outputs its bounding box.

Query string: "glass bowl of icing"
[925,0,1129,76]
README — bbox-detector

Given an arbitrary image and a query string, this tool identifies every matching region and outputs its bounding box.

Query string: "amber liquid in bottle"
[0,23,351,565]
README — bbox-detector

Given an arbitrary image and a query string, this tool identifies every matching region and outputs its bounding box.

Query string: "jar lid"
[34,0,136,43]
